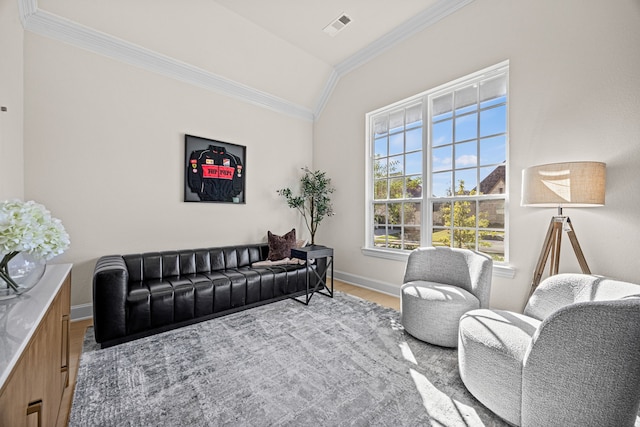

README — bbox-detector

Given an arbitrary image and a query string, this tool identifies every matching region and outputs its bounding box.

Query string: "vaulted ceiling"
[22,0,474,120]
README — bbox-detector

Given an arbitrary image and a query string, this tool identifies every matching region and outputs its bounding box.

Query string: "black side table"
[290,245,334,305]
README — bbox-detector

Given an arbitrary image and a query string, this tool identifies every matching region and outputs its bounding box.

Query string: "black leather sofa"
[93,243,321,348]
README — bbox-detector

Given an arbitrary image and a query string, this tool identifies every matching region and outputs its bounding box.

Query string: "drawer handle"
[26,400,42,427]
[61,315,70,372]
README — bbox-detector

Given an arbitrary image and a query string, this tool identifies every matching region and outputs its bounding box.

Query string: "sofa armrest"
[93,255,129,344]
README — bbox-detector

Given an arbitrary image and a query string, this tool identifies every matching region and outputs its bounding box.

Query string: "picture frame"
[184,134,246,203]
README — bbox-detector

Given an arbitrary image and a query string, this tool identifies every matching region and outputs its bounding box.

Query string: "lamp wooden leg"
[564,217,591,274]
[529,216,591,297]
[549,219,563,276]
[530,217,556,296]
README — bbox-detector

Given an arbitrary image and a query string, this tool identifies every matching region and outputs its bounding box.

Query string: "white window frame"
[363,61,514,277]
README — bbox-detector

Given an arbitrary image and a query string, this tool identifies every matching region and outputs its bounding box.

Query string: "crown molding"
[19,4,314,121]
[312,69,339,118]
[17,0,37,25]
[312,0,475,118]
[18,0,473,122]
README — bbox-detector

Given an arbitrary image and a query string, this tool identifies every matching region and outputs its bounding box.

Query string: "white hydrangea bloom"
[0,200,70,260]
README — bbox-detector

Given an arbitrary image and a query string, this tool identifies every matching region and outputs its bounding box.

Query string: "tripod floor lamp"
[521,161,606,295]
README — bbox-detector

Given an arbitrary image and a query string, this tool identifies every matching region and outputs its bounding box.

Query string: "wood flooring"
[57,280,399,426]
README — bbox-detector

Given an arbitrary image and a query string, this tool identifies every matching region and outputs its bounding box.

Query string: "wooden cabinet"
[0,265,72,427]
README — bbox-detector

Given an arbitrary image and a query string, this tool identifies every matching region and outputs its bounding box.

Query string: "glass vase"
[0,252,47,300]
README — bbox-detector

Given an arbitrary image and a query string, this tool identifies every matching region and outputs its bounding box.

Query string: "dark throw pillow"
[267,228,296,261]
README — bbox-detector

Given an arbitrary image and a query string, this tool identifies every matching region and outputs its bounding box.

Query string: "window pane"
[373,203,387,224]
[480,105,507,137]
[387,227,402,249]
[374,115,388,137]
[479,231,505,261]
[406,128,422,152]
[374,229,386,247]
[404,226,421,250]
[405,152,422,175]
[406,103,422,126]
[389,110,404,133]
[373,203,388,248]
[374,137,387,158]
[374,158,387,179]
[389,132,404,156]
[389,178,403,199]
[479,135,506,166]
[405,175,422,198]
[454,113,478,142]
[479,165,506,195]
[432,146,452,172]
[480,75,507,106]
[455,141,477,169]
[432,202,450,226]
[388,155,404,175]
[455,86,478,114]
[454,228,477,250]
[479,199,505,228]
[404,202,421,225]
[454,169,477,194]
[432,171,452,197]
[433,93,453,120]
[374,179,388,200]
[432,228,449,247]
[453,200,477,228]
[388,203,402,225]
[432,119,452,146]
[374,230,388,247]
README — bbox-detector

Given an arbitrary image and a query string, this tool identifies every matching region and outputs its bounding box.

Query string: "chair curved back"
[524,273,640,320]
[403,247,493,308]
[522,296,640,427]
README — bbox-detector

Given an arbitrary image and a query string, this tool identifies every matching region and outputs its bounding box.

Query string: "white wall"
[0,0,24,200]
[314,0,640,311]
[24,33,313,307]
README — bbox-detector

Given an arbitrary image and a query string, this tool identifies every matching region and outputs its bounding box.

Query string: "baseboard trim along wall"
[71,303,93,321]
[332,270,402,298]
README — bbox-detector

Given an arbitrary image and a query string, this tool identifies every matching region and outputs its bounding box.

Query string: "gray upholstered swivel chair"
[401,247,493,347]
[458,273,640,427]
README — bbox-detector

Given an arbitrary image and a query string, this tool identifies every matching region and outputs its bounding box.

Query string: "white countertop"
[0,263,72,390]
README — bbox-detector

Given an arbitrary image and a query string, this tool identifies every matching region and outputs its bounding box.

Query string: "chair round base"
[401,281,479,347]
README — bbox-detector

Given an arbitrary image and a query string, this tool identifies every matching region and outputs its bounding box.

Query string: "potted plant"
[277,167,335,245]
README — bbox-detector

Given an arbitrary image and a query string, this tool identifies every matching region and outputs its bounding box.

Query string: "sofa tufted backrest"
[123,244,268,281]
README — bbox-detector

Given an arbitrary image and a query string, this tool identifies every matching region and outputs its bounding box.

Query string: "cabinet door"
[0,271,71,427]
[0,354,31,426]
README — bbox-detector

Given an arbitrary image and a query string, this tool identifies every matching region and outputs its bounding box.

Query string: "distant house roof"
[478,165,506,194]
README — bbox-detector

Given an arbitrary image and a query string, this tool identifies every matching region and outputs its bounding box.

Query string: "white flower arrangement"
[0,200,70,292]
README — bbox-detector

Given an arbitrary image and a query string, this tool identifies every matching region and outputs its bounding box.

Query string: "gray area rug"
[70,292,509,426]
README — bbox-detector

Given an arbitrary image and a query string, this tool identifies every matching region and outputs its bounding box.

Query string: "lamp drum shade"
[521,161,606,207]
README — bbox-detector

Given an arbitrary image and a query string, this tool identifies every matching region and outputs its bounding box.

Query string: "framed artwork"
[184,134,246,203]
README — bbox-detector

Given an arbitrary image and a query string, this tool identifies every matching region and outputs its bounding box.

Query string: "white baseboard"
[71,303,93,321]
[332,270,401,298]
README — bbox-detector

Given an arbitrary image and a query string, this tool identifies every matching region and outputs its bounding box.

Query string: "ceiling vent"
[323,13,352,37]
